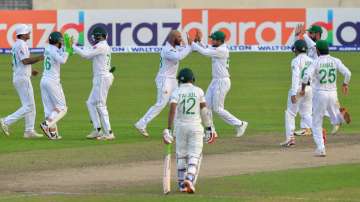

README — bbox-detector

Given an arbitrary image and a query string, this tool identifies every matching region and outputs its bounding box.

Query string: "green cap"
[177,68,195,83]
[307,25,323,34]
[292,39,307,52]
[316,40,329,53]
[209,31,225,42]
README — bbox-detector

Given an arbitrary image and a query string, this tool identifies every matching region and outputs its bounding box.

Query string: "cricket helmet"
[177,68,195,83]
[92,26,107,39]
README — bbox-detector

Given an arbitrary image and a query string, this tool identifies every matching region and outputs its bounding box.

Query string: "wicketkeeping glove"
[64,33,74,55]
[163,129,174,144]
[204,127,216,144]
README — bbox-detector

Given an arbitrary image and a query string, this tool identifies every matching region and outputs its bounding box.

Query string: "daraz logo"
[60,11,85,45]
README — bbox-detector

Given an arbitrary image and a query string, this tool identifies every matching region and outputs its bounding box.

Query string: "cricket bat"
[163,144,172,194]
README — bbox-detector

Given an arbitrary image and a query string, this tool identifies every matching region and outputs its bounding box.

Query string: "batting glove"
[204,127,216,144]
[163,129,174,144]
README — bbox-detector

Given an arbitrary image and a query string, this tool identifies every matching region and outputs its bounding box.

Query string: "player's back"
[92,40,112,77]
[292,53,313,86]
[42,44,66,81]
[171,83,205,125]
[11,39,31,78]
[311,55,349,91]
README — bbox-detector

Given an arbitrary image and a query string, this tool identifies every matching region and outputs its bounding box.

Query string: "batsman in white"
[191,30,248,137]
[163,68,216,194]
[301,40,351,157]
[39,31,71,140]
[0,24,44,138]
[72,27,115,140]
[295,24,350,135]
[280,39,313,147]
[135,30,192,137]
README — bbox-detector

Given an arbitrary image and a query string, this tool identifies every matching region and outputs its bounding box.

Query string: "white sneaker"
[97,133,116,141]
[86,130,102,139]
[134,123,149,137]
[24,131,44,139]
[235,121,248,137]
[280,137,296,147]
[331,124,340,135]
[315,148,326,157]
[0,118,10,136]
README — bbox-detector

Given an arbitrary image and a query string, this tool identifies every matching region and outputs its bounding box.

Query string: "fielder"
[135,30,192,137]
[72,27,115,140]
[0,24,43,138]
[39,32,71,140]
[301,40,351,157]
[295,24,349,135]
[163,68,216,193]
[191,30,248,137]
[280,40,313,147]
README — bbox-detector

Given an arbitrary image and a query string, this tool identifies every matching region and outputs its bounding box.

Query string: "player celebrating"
[39,32,71,140]
[72,27,115,140]
[301,40,351,157]
[295,24,349,135]
[280,40,313,147]
[163,68,215,193]
[0,24,43,138]
[191,30,248,137]
[135,30,192,137]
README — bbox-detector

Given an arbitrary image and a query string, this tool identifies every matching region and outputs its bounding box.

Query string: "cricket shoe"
[24,130,44,139]
[331,124,340,135]
[235,121,248,137]
[178,182,189,193]
[86,130,102,139]
[0,118,10,136]
[48,131,62,140]
[97,133,116,141]
[314,148,326,157]
[280,137,295,147]
[340,107,351,124]
[184,179,195,194]
[40,121,51,138]
[294,128,312,136]
[134,123,149,137]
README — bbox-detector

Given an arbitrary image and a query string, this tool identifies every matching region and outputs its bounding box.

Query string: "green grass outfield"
[0,52,359,201]
[0,52,358,153]
[1,163,360,202]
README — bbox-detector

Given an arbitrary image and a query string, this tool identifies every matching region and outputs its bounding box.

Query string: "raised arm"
[164,46,192,62]
[191,42,227,58]
[73,45,104,59]
[51,50,69,65]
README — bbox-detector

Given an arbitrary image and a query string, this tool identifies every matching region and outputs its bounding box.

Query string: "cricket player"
[295,24,349,135]
[0,24,44,138]
[135,30,192,137]
[72,27,115,140]
[163,68,216,193]
[191,30,248,137]
[39,32,71,140]
[301,40,351,156]
[280,40,313,147]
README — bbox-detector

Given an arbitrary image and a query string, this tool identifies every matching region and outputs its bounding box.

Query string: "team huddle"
[281,24,352,157]
[0,23,353,194]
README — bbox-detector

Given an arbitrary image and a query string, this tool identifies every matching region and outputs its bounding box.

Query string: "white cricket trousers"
[136,76,177,128]
[87,74,114,134]
[206,78,242,126]
[175,123,203,182]
[3,76,36,132]
[40,78,67,127]
[284,86,312,140]
[312,90,344,150]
